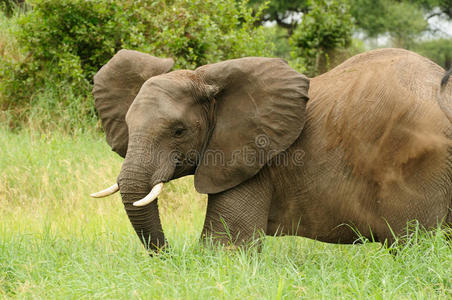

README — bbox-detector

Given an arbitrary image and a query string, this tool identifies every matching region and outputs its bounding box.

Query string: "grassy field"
[0,128,451,299]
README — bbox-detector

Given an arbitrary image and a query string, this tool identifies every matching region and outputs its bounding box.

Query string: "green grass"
[0,128,451,299]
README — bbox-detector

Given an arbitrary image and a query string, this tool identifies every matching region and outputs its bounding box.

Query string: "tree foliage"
[259,0,451,70]
[409,0,452,19]
[415,38,452,69]
[0,0,25,16]
[0,0,273,129]
[349,0,452,53]
[248,0,309,34]
[253,0,451,47]
[12,0,271,81]
[350,0,429,47]
[290,0,354,76]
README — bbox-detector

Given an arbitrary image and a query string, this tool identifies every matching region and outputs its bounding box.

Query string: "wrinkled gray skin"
[93,48,452,252]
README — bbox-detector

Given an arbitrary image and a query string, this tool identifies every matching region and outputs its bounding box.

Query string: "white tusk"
[133,183,164,207]
[90,183,119,198]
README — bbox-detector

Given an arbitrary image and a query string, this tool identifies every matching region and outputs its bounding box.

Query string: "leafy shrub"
[0,0,25,17]
[16,0,136,83]
[0,0,273,130]
[127,0,273,69]
[290,0,354,76]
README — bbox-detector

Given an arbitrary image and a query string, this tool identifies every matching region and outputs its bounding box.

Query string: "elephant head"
[91,50,309,251]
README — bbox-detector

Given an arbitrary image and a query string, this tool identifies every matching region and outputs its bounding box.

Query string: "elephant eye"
[173,127,186,137]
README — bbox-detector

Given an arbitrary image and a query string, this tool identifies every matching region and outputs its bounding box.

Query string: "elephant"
[91,48,452,252]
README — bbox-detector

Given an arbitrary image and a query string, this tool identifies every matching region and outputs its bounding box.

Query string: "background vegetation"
[0,0,272,130]
[1,0,451,130]
[1,0,451,298]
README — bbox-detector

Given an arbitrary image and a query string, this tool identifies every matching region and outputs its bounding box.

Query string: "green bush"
[0,0,132,129]
[125,0,273,69]
[16,0,135,83]
[0,0,273,131]
[0,0,25,17]
[290,0,354,76]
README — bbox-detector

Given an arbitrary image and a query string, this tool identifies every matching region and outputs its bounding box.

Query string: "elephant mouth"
[126,163,176,207]
[90,164,175,204]
[132,182,164,207]
[90,181,165,206]
[91,144,193,209]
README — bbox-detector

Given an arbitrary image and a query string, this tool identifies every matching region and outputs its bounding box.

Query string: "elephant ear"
[194,57,309,194]
[93,49,174,157]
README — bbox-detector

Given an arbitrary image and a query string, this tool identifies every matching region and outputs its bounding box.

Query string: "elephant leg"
[201,172,273,247]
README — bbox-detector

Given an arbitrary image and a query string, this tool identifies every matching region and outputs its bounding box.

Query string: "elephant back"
[308,48,451,188]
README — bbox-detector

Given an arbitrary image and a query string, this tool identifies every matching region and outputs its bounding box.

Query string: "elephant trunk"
[117,137,168,251]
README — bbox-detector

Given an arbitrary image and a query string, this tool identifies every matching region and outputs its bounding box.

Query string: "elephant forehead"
[141,76,193,101]
[126,86,202,129]
[126,96,185,125]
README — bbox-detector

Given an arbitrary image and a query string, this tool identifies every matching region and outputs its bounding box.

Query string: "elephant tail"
[438,68,452,123]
